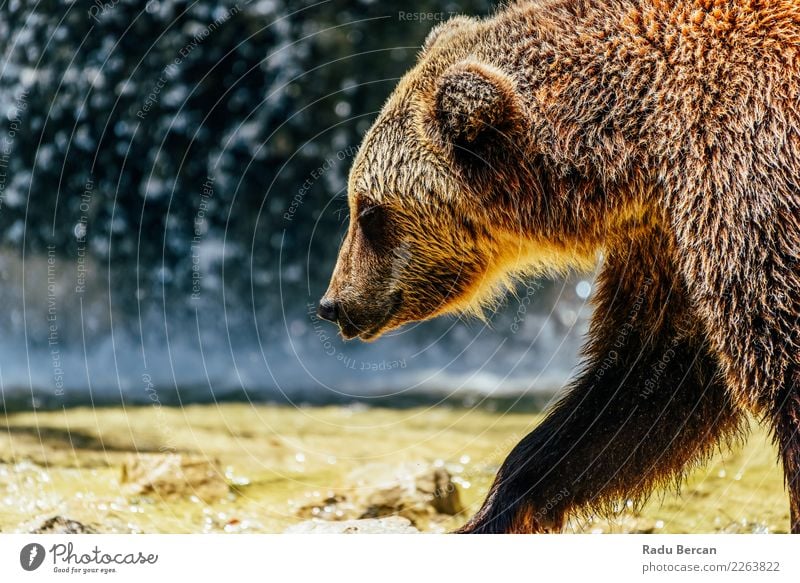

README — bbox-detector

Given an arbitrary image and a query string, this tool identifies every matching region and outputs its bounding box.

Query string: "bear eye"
[357,204,386,240]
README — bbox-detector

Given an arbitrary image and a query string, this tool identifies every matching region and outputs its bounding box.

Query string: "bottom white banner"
[0,534,796,582]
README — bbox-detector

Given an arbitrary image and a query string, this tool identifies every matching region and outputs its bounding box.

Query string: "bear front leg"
[457,220,745,533]
[456,347,740,533]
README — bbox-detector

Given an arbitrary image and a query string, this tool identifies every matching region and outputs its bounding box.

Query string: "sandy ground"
[0,403,791,533]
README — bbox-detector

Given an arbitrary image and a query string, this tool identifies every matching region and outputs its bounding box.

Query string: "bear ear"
[422,16,475,54]
[433,60,523,149]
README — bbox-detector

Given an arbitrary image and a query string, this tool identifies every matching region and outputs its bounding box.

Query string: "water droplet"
[576,280,592,299]
[334,101,351,118]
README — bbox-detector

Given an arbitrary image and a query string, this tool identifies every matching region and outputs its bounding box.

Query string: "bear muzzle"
[317,291,403,341]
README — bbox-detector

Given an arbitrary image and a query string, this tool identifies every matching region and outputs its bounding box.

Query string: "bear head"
[318,16,601,340]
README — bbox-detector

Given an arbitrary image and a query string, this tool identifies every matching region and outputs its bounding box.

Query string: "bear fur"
[319,0,800,533]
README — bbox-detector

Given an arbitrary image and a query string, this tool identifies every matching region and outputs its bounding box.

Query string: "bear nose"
[317,298,339,323]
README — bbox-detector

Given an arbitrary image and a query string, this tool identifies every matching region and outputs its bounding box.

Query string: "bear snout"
[316,297,340,324]
[317,291,403,341]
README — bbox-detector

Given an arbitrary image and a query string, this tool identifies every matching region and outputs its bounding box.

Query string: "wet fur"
[324,0,800,532]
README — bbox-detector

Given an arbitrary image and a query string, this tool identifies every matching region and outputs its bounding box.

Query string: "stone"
[121,453,229,502]
[30,516,97,534]
[285,516,419,534]
[293,461,463,529]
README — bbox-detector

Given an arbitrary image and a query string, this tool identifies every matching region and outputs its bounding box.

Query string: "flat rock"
[294,461,463,529]
[285,516,419,534]
[30,516,97,534]
[121,453,229,502]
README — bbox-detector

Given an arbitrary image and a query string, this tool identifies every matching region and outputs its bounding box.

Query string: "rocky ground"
[0,404,791,533]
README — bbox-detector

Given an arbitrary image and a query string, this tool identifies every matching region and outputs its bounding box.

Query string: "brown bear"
[318,0,800,533]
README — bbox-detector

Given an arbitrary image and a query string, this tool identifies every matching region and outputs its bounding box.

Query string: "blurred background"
[0,0,594,411]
